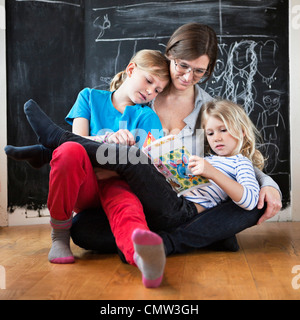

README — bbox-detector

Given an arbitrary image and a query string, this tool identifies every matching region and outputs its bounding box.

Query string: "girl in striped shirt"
[186,99,265,212]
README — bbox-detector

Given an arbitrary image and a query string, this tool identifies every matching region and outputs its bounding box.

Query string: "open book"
[142,133,210,196]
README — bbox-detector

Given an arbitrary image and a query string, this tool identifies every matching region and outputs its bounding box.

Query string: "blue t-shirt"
[65,88,163,148]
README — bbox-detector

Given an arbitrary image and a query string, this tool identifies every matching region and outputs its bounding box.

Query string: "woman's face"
[170,55,210,91]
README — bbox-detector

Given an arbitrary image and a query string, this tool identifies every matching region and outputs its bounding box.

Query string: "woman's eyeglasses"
[174,60,209,79]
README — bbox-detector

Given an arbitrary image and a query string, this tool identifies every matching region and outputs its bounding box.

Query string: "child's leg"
[98,178,148,265]
[98,178,166,288]
[5,144,52,168]
[24,99,197,232]
[24,100,65,149]
[47,142,101,264]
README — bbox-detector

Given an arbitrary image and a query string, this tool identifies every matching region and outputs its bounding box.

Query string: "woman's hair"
[110,49,170,91]
[200,99,265,170]
[165,23,218,83]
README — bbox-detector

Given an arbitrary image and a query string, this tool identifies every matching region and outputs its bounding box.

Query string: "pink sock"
[132,228,166,288]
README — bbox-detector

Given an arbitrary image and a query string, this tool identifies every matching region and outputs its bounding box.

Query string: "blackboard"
[6,0,290,214]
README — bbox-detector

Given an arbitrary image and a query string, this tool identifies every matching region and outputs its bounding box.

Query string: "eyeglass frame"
[173,59,209,79]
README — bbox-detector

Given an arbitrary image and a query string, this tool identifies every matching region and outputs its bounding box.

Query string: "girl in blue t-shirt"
[6,49,170,288]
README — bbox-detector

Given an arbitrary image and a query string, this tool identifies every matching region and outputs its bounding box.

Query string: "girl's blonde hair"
[110,49,170,91]
[200,99,265,170]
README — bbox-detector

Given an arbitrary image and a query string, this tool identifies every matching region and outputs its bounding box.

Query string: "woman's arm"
[254,167,282,224]
[254,167,281,194]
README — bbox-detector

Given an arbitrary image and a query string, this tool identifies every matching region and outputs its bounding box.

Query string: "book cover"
[143,134,210,196]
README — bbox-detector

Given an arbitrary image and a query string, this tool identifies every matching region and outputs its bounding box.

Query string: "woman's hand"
[107,129,136,146]
[256,186,282,224]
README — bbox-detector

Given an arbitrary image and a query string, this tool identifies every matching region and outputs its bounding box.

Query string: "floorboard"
[0,222,300,300]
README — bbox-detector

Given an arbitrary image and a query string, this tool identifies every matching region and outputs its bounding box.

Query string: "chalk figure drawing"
[203,38,286,175]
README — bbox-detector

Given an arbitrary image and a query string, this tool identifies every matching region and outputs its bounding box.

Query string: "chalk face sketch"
[220,40,258,115]
[6,0,290,211]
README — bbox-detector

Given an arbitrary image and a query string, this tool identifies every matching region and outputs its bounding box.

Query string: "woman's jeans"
[71,200,264,256]
[160,200,264,254]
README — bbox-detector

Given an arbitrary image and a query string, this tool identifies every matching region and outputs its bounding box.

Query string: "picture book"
[142,133,210,196]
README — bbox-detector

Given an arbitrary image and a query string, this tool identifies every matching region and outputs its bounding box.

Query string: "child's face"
[205,116,239,157]
[127,63,169,104]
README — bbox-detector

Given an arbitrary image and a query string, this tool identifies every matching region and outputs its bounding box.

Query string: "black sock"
[24,99,65,149]
[5,144,52,168]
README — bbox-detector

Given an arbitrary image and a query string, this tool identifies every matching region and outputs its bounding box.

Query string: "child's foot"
[132,228,166,288]
[48,228,74,264]
[5,144,52,168]
[24,99,65,149]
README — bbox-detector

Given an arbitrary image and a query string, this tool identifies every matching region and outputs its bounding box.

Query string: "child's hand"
[188,155,214,178]
[188,155,205,176]
[107,129,136,146]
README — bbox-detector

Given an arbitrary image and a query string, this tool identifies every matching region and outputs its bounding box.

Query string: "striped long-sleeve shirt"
[184,154,260,211]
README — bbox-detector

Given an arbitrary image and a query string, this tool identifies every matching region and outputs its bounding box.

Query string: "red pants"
[47,142,149,265]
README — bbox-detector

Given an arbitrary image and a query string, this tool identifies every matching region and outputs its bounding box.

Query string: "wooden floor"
[0,222,300,300]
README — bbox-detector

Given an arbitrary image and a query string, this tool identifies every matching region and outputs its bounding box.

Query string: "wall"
[0,0,7,226]
[290,0,300,221]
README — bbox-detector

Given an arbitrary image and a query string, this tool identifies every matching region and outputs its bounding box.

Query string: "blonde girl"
[187,99,264,212]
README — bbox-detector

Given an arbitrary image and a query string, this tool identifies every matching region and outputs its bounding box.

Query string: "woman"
[19,23,281,257]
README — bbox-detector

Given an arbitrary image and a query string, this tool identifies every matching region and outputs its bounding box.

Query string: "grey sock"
[48,217,74,264]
